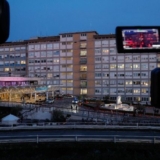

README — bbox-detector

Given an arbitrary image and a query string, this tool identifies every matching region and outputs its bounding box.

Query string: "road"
[0,129,159,137]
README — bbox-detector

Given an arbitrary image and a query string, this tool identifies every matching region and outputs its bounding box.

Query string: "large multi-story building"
[0,31,159,103]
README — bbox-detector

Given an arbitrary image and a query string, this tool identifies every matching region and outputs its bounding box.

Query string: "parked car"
[72,97,79,104]
[46,99,54,104]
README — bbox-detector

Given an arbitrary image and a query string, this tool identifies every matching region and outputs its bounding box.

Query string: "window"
[149,63,156,70]
[10,48,14,51]
[80,50,87,56]
[47,44,53,49]
[133,81,141,85]
[125,56,132,61]
[110,39,116,46]
[53,43,59,49]
[95,49,101,55]
[133,56,140,61]
[53,50,60,55]
[117,88,124,93]
[141,72,148,77]
[141,63,148,69]
[95,41,101,47]
[141,80,149,86]
[67,42,73,45]
[35,59,41,63]
[28,52,34,57]
[41,51,46,57]
[102,56,109,62]
[41,44,46,50]
[125,72,132,77]
[118,56,124,61]
[102,64,109,69]
[95,64,101,69]
[95,80,101,85]
[67,34,72,37]
[80,58,87,64]
[47,73,53,78]
[35,45,40,50]
[118,80,124,85]
[133,89,140,94]
[110,80,116,85]
[47,51,52,57]
[80,42,87,48]
[133,72,140,77]
[35,52,40,57]
[141,55,148,61]
[125,64,132,69]
[116,73,125,77]
[103,88,109,94]
[28,45,34,51]
[110,64,116,69]
[141,88,148,93]
[95,72,102,77]
[29,60,34,64]
[81,33,86,36]
[126,80,132,85]
[117,64,124,69]
[126,88,133,93]
[110,88,117,94]
[62,50,66,53]
[80,89,87,95]
[80,65,87,71]
[103,73,109,77]
[95,57,101,62]
[21,60,26,64]
[102,48,109,54]
[53,58,59,63]
[80,80,87,87]
[102,40,108,46]
[95,88,101,93]
[4,68,10,71]
[110,56,116,61]
[102,80,109,86]
[133,64,140,69]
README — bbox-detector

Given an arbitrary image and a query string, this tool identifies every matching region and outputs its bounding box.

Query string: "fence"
[0,135,159,144]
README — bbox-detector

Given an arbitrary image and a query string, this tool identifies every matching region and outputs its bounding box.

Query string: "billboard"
[116,26,160,53]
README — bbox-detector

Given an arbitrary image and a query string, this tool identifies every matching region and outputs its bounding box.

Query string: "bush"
[51,110,66,122]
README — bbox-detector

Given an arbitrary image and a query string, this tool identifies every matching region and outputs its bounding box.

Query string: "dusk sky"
[8,0,160,41]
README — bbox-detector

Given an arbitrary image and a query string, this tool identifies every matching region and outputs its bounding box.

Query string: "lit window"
[80,50,87,56]
[4,68,10,72]
[102,48,109,54]
[118,64,124,69]
[21,61,26,64]
[110,64,116,69]
[80,42,87,48]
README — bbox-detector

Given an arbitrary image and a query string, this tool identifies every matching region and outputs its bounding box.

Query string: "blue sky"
[8,0,160,41]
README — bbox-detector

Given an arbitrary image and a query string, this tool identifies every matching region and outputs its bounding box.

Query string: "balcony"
[80,84,87,88]
[80,76,87,80]
[80,60,87,64]
[80,69,87,72]
[80,45,87,49]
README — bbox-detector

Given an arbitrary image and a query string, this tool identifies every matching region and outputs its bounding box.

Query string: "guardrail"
[0,122,160,131]
[0,135,159,144]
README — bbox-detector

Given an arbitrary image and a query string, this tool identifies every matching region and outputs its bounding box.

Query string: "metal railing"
[0,135,159,144]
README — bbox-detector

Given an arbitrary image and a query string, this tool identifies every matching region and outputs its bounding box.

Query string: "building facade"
[0,31,159,103]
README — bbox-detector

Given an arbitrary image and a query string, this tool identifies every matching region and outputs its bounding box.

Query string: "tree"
[51,110,66,122]
[10,106,22,117]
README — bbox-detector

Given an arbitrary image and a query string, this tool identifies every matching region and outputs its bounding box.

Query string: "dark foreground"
[0,142,160,160]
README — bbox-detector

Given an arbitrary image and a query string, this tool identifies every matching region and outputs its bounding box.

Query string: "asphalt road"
[0,129,159,137]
